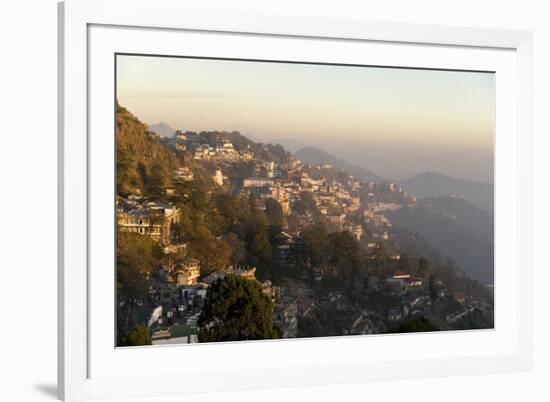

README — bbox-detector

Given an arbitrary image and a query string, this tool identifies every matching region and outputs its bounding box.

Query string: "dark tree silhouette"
[121,323,152,346]
[396,318,439,333]
[198,276,278,342]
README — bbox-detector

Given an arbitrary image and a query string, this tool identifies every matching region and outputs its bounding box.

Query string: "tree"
[328,231,366,292]
[418,257,430,279]
[212,193,240,232]
[237,196,273,271]
[299,223,330,275]
[429,273,438,302]
[145,162,169,196]
[116,147,133,193]
[397,254,414,274]
[368,247,388,283]
[248,230,272,270]
[117,231,163,332]
[225,232,247,265]
[396,318,439,333]
[264,198,284,227]
[187,225,231,274]
[121,323,152,346]
[198,276,278,342]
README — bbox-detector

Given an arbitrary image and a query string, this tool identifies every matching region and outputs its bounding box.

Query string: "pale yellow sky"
[116,55,494,182]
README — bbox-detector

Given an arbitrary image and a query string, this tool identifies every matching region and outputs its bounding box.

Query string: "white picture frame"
[58,0,533,400]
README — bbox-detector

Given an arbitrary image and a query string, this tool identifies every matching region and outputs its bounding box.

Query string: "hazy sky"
[117,55,494,182]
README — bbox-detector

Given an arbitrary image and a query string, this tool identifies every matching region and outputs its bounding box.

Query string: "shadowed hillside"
[398,172,493,213]
[387,196,494,285]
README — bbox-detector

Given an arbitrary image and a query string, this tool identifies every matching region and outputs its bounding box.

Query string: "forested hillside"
[116,103,179,195]
[116,104,494,345]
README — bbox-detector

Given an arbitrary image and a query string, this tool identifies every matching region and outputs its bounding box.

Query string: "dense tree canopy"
[198,276,278,342]
[120,323,152,346]
[396,318,439,333]
[117,231,163,334]
[116,103,177,195]
[328,231,366,292]
[264,198,284,227]
[117,231,162,302]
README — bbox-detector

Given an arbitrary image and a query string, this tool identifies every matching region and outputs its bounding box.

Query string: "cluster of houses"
[240,168,411,242]
[445,300,492,324]
[162,131,415,249]
[193,140,254,162]
[234,153,417,247]
[146,258,283,344]
[118,132,492,341]
[162,130,255,161]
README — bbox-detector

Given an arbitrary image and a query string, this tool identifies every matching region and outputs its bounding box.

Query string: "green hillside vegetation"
[116,106,281,278]
[116,105,484,299]
[117,104,224,195]
[116,103,178,195]
[116,104,493,342]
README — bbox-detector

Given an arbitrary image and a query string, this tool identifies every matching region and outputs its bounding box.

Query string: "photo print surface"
[115,54,494,347]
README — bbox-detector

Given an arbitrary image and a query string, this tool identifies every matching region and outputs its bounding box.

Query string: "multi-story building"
[243,178,275,187]
[117,203,181,245]
[241,150,254,161]
[271,186,291,214]
[215,141,239,160]
[172,258,201,286]
[173,166,194,181]
[193,144,215,160]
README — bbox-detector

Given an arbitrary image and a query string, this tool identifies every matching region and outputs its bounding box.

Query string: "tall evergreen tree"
[198,276,278,342]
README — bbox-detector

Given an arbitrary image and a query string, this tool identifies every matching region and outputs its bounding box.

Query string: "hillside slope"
[398,172,493,213]
[116,104,179,195]
[387,196,494,285]
[295,146,383,182]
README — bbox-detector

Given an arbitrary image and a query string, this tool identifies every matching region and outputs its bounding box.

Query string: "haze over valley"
[115,55,495,346]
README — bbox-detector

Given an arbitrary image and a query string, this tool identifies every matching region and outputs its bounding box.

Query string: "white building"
[173,166,194,181]
[172,258,201,286]
[117,203,181,245]
[243,178,275,187]
[213,168,224,186]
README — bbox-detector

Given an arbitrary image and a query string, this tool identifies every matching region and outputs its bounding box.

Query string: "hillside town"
[116,106,494,346]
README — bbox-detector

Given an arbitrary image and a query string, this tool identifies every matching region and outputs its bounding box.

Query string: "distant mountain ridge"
[294,146,384,182]
[398,172,493,213]
[149,122,175,138]
[387,196,494,285]
[268,138,306,153]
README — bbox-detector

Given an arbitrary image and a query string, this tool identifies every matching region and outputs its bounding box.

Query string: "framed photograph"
[58,0,533,400]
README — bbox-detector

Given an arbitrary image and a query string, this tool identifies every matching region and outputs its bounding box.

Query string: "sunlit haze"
[117,55,494,182]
